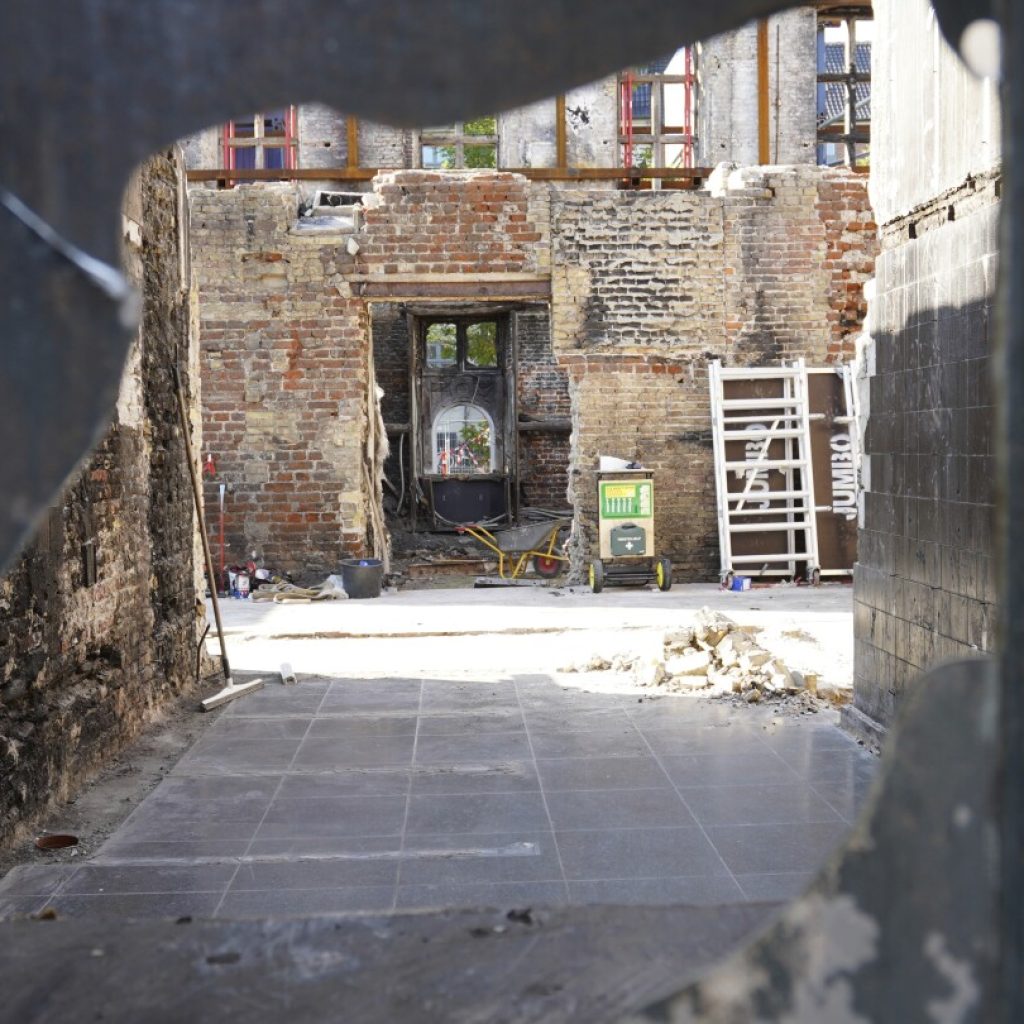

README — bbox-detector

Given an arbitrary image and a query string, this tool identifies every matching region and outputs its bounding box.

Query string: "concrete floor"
[0,583,876,920]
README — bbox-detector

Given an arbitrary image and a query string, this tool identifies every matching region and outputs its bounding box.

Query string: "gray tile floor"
[0,675,878,919]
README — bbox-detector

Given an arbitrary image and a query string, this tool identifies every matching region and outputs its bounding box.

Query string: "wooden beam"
[757,18,770,165]
[186,168,376,182]
[517,419,572,433]
[354,279,551,301]
[556,94,567,168]
[346,116,360,169]
[185,166,712,184]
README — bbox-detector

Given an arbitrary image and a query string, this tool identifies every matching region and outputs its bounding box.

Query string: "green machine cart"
[589,469,672,593]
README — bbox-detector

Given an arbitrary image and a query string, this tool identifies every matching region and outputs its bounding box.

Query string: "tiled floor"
[0,675,878,919]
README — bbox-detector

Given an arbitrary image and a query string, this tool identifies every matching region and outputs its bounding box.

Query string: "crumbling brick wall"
[357,173,565,517]
[192,167,873,579]
[551,167,876,576]
[356,170,549,275]
[0,152,199,846]
[191,185,370,576]
[515,309,571,511]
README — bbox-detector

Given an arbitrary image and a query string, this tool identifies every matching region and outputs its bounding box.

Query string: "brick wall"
[0,152,199,845]
[516,309,571,511]
[356,171,548,275]
[360,176,565,520]
[192,168,874,579]
[191,184,370,576]
[849,191,998,738]
[551,167,876,575]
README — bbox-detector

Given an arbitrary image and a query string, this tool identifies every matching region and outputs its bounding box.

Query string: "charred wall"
[0,151,199,845]
[551,166,876,576]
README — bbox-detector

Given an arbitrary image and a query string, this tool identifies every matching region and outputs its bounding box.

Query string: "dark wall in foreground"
[850,197,998,737]
[0,152,199,845]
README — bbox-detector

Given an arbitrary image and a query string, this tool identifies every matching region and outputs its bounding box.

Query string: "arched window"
[432,404,495,475]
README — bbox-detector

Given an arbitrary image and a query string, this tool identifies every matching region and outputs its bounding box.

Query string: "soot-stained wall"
[0,152,200,846]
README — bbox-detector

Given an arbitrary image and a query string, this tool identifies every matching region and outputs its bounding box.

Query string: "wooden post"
[346,115,360,169]
[556,94,567,168]
[757,19,770,165]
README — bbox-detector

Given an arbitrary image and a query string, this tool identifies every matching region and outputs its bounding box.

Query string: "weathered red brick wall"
[191,185,371,576]
[358,173,567,521]
[516,309,571,511]
[192,168,874,580]
[0,153,199,845]
[552,167,876,577]
[356,171,548,275]
[817,175,879,359]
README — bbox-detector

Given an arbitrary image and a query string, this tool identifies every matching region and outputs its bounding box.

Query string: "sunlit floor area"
[0,584,876,920]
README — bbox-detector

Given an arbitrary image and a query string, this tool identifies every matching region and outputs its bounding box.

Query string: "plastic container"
[341,558,384,599]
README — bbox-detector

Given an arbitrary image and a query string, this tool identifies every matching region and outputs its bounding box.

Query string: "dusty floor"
[0,583,875,921]
[217,581,855,692]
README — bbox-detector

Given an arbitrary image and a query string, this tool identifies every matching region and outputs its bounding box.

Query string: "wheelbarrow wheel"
[533,554,563,578]
[589,560,604,594]
[655,557,673,592]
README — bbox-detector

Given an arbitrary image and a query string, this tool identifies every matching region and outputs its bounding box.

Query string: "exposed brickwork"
[0,153,198,845]
[551,167,875,575]
[851,196,998,734]
[356,171,548,275]
[516,310,571,511]
[818,176,880,358]
[191,185,368,575]
[192,168,873,579]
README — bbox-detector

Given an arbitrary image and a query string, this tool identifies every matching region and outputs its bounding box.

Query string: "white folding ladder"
[709,359,822,583]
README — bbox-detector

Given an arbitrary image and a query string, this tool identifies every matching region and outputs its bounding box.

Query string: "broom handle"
[172,366,232,685]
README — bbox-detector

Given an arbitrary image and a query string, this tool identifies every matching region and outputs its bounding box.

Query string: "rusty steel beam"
[556,94,568,168]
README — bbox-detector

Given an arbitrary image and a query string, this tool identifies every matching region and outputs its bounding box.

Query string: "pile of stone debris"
[562,607,847,705]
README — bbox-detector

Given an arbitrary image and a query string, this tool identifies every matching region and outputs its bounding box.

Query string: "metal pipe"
[172,365,231,688]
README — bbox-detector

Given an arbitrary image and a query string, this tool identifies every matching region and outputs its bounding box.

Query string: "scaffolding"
[815,2,873,167]
[618,48,697,184]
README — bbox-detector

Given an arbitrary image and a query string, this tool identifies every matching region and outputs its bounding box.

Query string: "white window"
[432,405,495,475]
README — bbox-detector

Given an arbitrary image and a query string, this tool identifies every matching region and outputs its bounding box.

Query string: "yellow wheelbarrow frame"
[456,519,570,580]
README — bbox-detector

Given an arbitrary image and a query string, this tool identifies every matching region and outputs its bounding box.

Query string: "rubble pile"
[562,607,848,705]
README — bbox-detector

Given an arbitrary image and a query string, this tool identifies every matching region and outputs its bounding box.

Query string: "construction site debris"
[251,575,350,603]
[559,606,850,706]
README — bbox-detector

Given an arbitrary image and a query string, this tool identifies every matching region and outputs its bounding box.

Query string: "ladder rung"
[728,553,810,564]
[727,490,810,501]
[720,399,805,410]
[722,414,805,424]
[725,506,811,518]
[721,429,805,441]
[724,459,808,471]
[717,367,803,379]
[727,522,811,534]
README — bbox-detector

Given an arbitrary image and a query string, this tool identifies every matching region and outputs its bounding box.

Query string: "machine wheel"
[721,571,735,590]
[655,557,673,592]
[533,554,563,578]
[589,560,605,594]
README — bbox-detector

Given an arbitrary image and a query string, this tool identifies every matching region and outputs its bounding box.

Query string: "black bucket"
[341,558,384,599]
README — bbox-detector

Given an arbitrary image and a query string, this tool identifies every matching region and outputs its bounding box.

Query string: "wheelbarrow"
[456,519,570,580]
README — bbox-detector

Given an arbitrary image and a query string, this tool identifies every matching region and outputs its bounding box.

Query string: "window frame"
[431,404,497,475]
[422,317,501,372]
[618,49,697,169]
[815,6,872,168]
[222,107,298,172]
[418,119,499,170]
